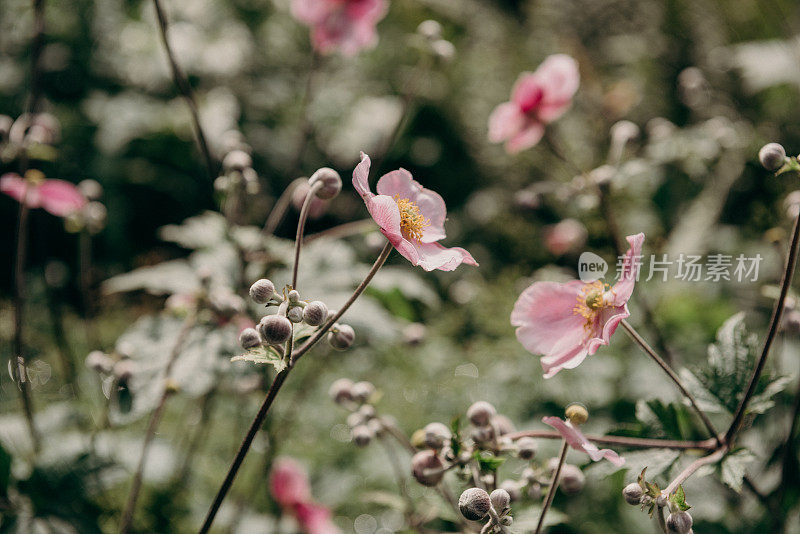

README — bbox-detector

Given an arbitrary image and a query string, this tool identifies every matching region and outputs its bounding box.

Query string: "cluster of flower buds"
[415,20,455,62]
[290,167,343,221]
[64,179,108,234]
[458,487,513,531]
[622,470,693,533]
[329,378,383,447]
[214,130,259,196]
[0,112,60,161]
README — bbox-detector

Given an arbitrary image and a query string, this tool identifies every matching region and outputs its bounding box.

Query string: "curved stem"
[662,446,728,496]
[725,212,800,445]
[291,180,322,289]
[534,440,569,534]
[151,0,216,182]
[304,218,374,244]
[263,178,305,235]
[506,430,717,451]
[621,320,720,443]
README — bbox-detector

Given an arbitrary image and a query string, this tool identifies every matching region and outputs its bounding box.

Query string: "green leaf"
[474,451,505,472]
[450,417,462,457]
[720,449,756,493]
[231,345,287,372]
[669,485,691,511]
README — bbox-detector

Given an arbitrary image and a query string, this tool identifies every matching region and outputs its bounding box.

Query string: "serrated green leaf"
[474,451,505,472]
[669,485,691,511]
[720,449,756,493]
[231,345,287,372]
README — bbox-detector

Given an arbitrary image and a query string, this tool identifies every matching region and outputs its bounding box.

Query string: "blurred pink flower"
[291,0,388,56]
[488,54,580,154]
[352,152,478,271]
[511,233,644,378]
[542,416,625,466]
[1,172,86,217]
[544,218,588,256]
[270,458,341,534]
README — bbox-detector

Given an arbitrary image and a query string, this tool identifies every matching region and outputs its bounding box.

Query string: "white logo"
[578,252,608,282]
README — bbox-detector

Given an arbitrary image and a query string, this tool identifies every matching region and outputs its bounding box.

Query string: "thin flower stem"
[118,312,196,534]
[506,430,717,451]
[288,51,321,177]
[620,320,720,443]
[151,0,216,183]
[263,178,305,235]
[379,437,420,532]
[486,506,508,534]
[199,242,394,533]
[304,218,374,244]
[662,446,728,496]
[381,416,417,454]
[291,180,323,289]
[725,212,800,445]
[534,440,569,534]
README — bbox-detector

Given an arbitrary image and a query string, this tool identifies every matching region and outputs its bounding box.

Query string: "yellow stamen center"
[395,196,429,241]
[572,280,614,330]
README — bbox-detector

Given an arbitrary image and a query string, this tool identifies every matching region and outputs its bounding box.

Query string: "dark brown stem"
[725,212,800,445]
[151,0,216,182]
[506,430,717,451]
[534,440,568,534]
[621,320,720,443]
[118,313,195,534]
[291,180,322,289]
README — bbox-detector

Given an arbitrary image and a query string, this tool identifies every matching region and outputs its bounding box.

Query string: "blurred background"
[2,0,800,532]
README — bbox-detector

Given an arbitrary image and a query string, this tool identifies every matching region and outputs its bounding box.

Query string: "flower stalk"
[534,440,569,534]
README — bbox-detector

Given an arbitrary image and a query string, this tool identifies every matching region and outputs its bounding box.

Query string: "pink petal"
[376,169,447,243]
[352,152,374,200]
[609,233,645,305]
[366,194,403,241]
[270,458,312,508]
[291,0,330,24]
[487,102,525,144]
[542,417,625,467]
[1,173,41,207]
[294,502,340,534]
[506,121,545,154]
[511,73,545,113]
[37,179,87,217]
[534,54,580,122]
[585,304,630,356]
[409,240,477,272]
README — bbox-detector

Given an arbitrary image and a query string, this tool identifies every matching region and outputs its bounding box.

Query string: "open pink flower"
[270,458,341,534]
[291,0,388,56]
[352,152,478,271]
[543,416,625,466]
[488,54,579,154]
[511,233,644,378]
[1,172,86,217]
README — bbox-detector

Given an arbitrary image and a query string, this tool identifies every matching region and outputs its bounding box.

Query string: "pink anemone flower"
[291,0,388,56]
[1,172,86,217]
[352,152,478,271]
[543,416,625,466]
[488,54,580,154]
[270,458,341,534]
[511,233,644,378]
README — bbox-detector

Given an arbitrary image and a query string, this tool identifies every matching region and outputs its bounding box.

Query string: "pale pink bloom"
[1,172,86,217]
[488,54,580,154]
[270,457,312,508]
[291,0,388,56]
[352,152,478,272]
[544,218,588,256]
[543,416,625,466]
[511,233,644,378]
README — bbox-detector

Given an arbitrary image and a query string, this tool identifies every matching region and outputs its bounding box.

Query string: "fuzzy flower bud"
[559,464,585,494]
[423,422,452,449]
[222,150,252,172]
[623,483,644,505]
[258,315,292,345]
[467,401,496,427]
[328,324,355,350]
[458,488,491,521]
[287,306,304,323]
[499,480,521,502]
[666,511,693,534]
[412,450,445,487]
[329,378,354,404]
[308,167,342,200]
[249,279,276,304]
[303,301,328,326]
[238,327,262,350]
[490,488,511,512]
[78,179,103,200]
[516,437,538,460]
[759,142,787,171]
[85,350,113,373]
[351,381,375,403]
[352,425,373,447]
[288,290,300,303]
[417,19,442,40]
[565,403,589,425]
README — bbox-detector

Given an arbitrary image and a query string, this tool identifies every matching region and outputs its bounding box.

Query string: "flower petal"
[542,417,625,466]
[1,173,40,208]
[488,102,525,144]
[376,169,447,243]
[534,54,580,122]
[511,73,544,112]
[408,240,477,272]
[270,457,312,508]
[37,179,87,217]
[506,121,545,154]
[352,152,374,200]
[610,233,645,305]
[585,304,630,356]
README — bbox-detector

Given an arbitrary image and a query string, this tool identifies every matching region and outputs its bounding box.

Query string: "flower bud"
[402,322,426,345]
[559,464,585,494]
[492,414,515,435]
[411,450,445,486]
[85,350,112,373]
[352,425,373,447]
[85,201,108,234]
[308,167,342,200]
[490,489,510,512]
[655,494,668,508]
[346,412,364,428]
[222,150,252,171]
[516,437,538,460]
[432,39,455,61]
[113,359,136,382]
[249,279,276,304]
[458,488,491,521]
[287,306,304,323]
[288,290,300,303]
[467,401,496,427]
[328,324,355,350]
[351,381,375,403]
[499,480,521,502]
[666,511,693,534]
[78,179,103,200]
[367,418,384,436]
[329,378,354,404]
[471,426,494,444]
[759,142,786,171]
[238,327,262,350]
[303,301,328,326]
[521,467,537,484]
[358,404,376,419]
[565,403,589,425]
[623,483,644,505]
[417,19,442,40]
[423,422,452,449]
[527,483,542,500]
[258,315,292,345]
